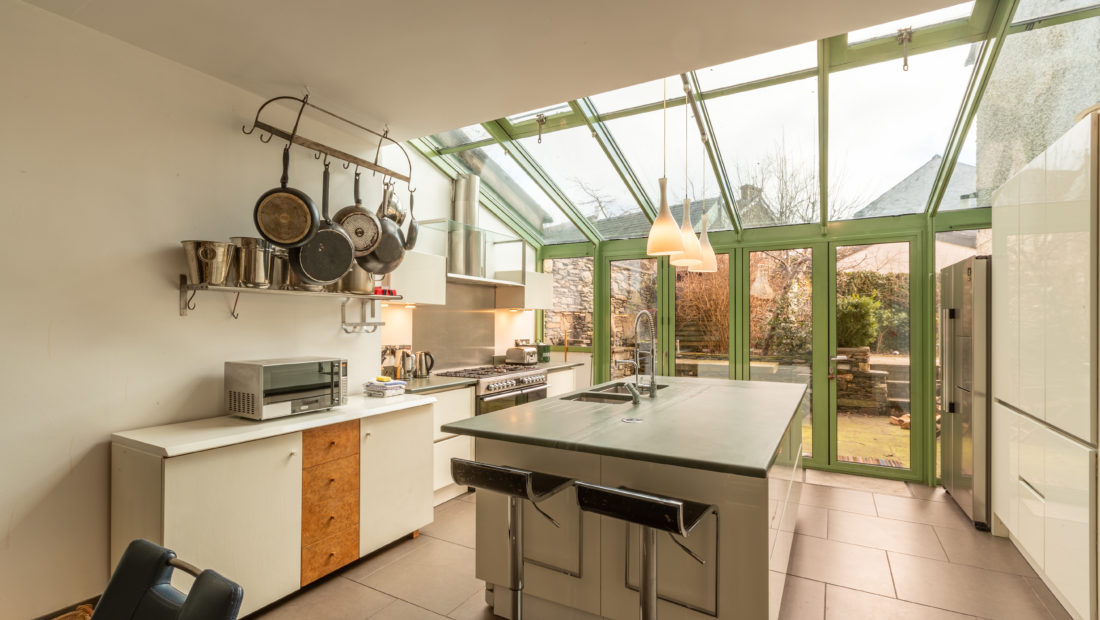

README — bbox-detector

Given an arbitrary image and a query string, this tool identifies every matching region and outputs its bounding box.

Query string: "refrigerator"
[939,256,991,529]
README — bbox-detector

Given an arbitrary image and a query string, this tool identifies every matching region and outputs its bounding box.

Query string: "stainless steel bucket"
[336,263,373,293]
[230,236,273,288]
[269,247,291,290]
[181,240,234,286]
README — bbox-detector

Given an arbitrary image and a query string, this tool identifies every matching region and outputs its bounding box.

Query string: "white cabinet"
[386,251,447,305]
[546,368,576,397]
[360,406,434,555]
[1018,414,1046,495]
[111,434,303,617]
[428,386,476,504]
[992,403,1019,532]
[433,435,473,490]
[1017,479,1045,569]
[432,386,475,442]
[494,270,553,309]
[992,173,1021,409]
[1043,428,1093,619]
[1017,155,1047,420]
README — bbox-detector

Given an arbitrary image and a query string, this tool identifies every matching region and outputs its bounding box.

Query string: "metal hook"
[314,150,323,160]
[259,132,273,143]
[230,292,240,319]
[897,28,913,71]
[342,160,351,169]
[242,123,255,135]
[186,290,197,311]
[323,153,331,166]
[536,113,547,144]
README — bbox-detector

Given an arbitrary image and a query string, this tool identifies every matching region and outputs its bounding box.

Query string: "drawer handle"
[329,515,335,521]
[328,552,335,558]
[329,440,337,447]
[364,432,372,439]
[329,478,336,484]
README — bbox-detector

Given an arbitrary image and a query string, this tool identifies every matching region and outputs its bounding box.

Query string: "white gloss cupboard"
[991,111,1098,620]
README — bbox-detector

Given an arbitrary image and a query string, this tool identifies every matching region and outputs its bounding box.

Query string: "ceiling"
[28,0,969,140]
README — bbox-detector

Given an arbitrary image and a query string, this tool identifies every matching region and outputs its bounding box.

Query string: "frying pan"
[356,181,406,275]
[332,170,382,257]
[290,161,355,285]
[403,190,418,251]
[254,146,319,248]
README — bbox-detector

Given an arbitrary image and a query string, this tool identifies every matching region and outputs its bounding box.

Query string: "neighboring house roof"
[852,155,977,219]
[543,196,730,240]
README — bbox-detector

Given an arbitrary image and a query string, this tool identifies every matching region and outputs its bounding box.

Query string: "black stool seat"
[451,457,572,502]
[575,482,712,536]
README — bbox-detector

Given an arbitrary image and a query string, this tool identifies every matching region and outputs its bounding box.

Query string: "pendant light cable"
[662,78,667,178]
[685,96,689,201]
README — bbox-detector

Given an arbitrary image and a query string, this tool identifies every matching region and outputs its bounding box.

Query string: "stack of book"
[363,378,407,398]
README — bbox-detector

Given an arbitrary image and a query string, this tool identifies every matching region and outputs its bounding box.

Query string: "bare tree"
[571,178,621,219]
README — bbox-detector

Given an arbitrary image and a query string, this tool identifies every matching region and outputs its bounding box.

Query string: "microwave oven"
[225,357,348,420]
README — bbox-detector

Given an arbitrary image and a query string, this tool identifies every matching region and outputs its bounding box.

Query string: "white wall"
[0,3,451,616]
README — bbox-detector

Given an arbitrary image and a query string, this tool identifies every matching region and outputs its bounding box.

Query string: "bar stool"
[451,458,572,620]
[575,482,714,620]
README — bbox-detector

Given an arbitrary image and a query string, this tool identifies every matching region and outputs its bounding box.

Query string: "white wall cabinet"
[546,367,576,398]
[386,251,447,305]
[494,270,553,309]
[992,173,1021,409]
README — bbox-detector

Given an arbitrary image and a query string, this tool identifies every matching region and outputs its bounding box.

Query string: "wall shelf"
[179,274,400,333]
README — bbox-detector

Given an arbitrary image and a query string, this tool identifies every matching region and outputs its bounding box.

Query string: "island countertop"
[441,376,807,477]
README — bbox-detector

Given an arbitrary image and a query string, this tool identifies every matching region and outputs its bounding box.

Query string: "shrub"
[836,294,880,348]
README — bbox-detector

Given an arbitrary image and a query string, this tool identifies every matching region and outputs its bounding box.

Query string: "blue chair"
[91,539,243,620]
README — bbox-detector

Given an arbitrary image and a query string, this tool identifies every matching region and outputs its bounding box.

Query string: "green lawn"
[802,412,911,469]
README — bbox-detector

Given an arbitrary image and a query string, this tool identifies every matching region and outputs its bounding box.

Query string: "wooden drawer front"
[304,455,359,508]
[302,486,359,547]
[303,420,360,468]
[301,525,359,586]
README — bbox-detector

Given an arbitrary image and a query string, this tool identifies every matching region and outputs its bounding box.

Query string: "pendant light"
[669,96,702,267]
[691,138,718,273]
[646,78,685,256]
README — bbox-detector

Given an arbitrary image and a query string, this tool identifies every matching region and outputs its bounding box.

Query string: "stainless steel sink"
[561,392,636,405]
[590,382,669,395]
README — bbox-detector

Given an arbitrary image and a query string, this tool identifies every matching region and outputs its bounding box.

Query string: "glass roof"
[828,43,974,220]
[1013,0,1099,22]
[447,144,586,244]
[432,124,491,148]
[589,76,675,115]
[707,77,819,228]
[695,41,818,93]
[518,126,647,240]
[848,2,976,43]
[506,103,573,124]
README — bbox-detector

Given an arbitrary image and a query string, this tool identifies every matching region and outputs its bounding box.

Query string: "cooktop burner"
[436,365,548,395]
[436,365,535,378]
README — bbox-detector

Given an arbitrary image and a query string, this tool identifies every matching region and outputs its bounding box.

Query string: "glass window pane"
[590,77,672,115]
[1013,0,1099,23]
[432,124,490,148]
[507,103,572,124]
[708,77,819,228]
[848,2,975,43]
[749,249,814,457]
[674,255,730,379]
[829,44,974,220]
[945,16,1100,210]
[696,42,818,92]
[835,242,911,470]
[610,259,659,380]
[519,126,647,239]
[603,104,734,232]
[449,145,586,244]
[543,257,594,347]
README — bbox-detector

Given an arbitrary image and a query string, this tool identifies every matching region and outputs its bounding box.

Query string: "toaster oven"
[225,357,348,420]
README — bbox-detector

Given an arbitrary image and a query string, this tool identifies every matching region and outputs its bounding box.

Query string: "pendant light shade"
[646,177,685,256]
[690,211,718,273]
[669,198,702,267]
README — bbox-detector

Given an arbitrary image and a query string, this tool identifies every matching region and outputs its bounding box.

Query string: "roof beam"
[926,0,1019,216]
[481,120,604,244]
[681,72,742,235]
[817,39,830,230]
[571,98,657,222]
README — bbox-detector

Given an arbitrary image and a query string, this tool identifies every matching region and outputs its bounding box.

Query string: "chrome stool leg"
[509,496,525,620]
[641,526,658,620]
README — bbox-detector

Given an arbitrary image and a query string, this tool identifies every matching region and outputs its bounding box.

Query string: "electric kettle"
[414,351,435,378]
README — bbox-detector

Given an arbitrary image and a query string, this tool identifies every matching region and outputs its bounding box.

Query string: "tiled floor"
[253,471,1071,620]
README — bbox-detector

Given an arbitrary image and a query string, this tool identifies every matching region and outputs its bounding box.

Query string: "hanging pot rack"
[242,94,415,189]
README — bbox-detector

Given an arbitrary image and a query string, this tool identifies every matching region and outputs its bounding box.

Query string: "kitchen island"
[441,376,807,620]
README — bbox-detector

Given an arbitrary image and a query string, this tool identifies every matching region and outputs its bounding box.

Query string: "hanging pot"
[356,181,405,275]
[332,170,382,257]
[254,146,319,248]
[403,190,418,251]
[290,161,355,285]
[379,181,407,225]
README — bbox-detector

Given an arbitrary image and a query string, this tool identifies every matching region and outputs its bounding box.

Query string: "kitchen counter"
[534,361,584,371]
[442,375,806,477]
[113,394,436,457]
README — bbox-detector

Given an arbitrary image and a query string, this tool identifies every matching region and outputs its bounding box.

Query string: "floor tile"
[798,483,878,516]
[343,534,431,583]
[825,584,976,619]
[794,503,828,539]
[873,493,974,530]
[933,526,1036,576]
[252,576,394,619]
[447,589,494,620]
[458,491,476,504]
[828,510,946,560]
[805,469,912,497]
[770,572,825,620]
[369,599,449,619]
[889,552,1054,619]
[421,498,476,549]
[907,482,950,502]
[786,534,895,598]
[356,537,483,616]
[1025,576,1074,620]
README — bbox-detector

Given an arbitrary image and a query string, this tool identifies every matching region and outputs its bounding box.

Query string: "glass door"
[674,254,731,379]
[609,258,660,381]
[830,240,917,475]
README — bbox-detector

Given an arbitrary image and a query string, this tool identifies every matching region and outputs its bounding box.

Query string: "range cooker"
[435,365,548,415]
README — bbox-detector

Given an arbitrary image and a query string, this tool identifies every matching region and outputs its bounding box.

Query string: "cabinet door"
[433,434,473,490]
[1018,415,1046,496]
[546,369,576,397]
[163,433,302,616]
[991,403,1019,533]
[1043,429,1094,619]
[360,406,434,555]
[1017,479,1045,570]
[1017,155,1047,420]
[992,174,1021,408]
[432,387,475,441]
[1042,118,1095,443]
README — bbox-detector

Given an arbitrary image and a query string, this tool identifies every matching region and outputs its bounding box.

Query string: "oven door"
[477,386,548,415]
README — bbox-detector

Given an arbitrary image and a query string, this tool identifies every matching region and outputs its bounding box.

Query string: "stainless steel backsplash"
[412,282,495,369]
